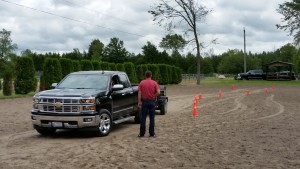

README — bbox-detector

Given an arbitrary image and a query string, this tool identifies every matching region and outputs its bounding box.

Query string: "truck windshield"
[56,74,109,90]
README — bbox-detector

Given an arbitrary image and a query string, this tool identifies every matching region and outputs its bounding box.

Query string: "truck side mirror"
[51,83,58,89]
[112,84,124,91]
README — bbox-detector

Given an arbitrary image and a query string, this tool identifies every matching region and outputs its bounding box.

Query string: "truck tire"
[35,127,56,136]
[134,109,141,124]
[95,109,112,137]
[160,101,168,115]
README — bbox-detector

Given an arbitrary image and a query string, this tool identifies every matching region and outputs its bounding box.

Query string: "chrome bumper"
[31,115,100,128]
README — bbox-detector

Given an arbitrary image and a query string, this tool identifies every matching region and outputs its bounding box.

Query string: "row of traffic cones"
[192,85,276,117]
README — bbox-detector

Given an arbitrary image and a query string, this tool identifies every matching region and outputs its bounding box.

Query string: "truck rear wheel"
[95,109,112,137]
[160,102,168,115]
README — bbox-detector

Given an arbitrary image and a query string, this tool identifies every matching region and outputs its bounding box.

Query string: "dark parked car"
[236,69,266,80]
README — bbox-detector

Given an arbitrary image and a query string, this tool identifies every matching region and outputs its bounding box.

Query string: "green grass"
[0,91,36,100]
[181,77,300,86]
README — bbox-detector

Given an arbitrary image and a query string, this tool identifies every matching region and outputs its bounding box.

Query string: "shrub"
[100,62,110,70]
[3,67,14,96]
[171,66,179,84]
[14,57,37,94]
[42,58,62,90]
[147,64,161,83]
[72,60,81,72]
[80,60,93,71]
[116,63,125,72]
[124,62,138,83]
[60,58,73,78]
[175,67,182,84]
[0,79,2,91]
[108,63,117,71]
[92,61,101,70]
[158,64,169,85]
[167,65,174,84]
[136,64,148,82]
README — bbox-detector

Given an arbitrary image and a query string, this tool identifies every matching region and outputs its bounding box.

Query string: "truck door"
[118,74,135,114]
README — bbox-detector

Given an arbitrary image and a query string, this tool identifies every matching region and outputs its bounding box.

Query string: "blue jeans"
[140,100,156,136]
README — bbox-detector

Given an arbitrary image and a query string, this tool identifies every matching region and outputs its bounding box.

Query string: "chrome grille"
[39,98,80,113]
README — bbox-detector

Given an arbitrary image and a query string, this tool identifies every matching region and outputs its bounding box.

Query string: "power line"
[60,0,139,26]
[0,0,146,37]
[59,0,165,34]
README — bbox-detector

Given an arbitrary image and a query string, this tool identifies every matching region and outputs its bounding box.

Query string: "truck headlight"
[81,98,95,103]
[33,97,40,103]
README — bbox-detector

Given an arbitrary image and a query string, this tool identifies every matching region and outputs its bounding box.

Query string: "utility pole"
[244,28,247,73]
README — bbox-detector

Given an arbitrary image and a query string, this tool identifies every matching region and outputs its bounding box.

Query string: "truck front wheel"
[35,127,56,136]
[95,109,112,137]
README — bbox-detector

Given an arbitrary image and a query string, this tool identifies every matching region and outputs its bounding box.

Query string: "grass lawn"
[0,77,299,99]
[0,91,36,100]
[181,77,300,87]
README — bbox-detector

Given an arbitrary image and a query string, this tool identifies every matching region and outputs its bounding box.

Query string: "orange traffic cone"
[264,88,269,93]
[218,90,222,98]
[198,94,202,100]
[272,86,275,91]
[246,89,250,96]
[192,98,198,117]
[231,85,235,91]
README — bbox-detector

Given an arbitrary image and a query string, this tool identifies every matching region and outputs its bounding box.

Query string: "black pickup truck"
[31,71,168,137]
[236,69,266,80]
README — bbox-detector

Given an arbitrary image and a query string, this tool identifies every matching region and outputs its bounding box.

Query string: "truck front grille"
[39,98,81,113]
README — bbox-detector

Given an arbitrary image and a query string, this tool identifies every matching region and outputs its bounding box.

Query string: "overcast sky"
[0,0,293,56]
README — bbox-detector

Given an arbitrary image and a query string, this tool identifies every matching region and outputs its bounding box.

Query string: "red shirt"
[138,79,159,100]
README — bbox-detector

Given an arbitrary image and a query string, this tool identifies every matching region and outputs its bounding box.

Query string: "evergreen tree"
[14,57,37,94]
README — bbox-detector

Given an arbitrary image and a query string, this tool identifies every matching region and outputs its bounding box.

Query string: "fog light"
[31,116,37,120]
[83,118,93,122]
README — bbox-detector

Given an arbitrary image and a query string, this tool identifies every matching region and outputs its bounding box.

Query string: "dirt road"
[0,85,300,169]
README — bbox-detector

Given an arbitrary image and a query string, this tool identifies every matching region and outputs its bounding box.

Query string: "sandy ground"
[0,84,300,169]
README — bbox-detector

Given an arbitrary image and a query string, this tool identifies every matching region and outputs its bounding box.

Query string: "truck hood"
[35,89,106,98]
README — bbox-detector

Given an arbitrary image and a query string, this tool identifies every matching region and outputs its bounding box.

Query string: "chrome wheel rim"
[99,113,111,134]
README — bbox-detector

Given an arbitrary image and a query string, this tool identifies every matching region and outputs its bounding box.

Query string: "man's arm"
[155,83,160,97]
[138,90,142,108]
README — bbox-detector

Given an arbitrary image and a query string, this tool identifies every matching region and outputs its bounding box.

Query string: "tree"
[21,49,33,57]
[0,29,17,61]
[149,0,212,85]
[142,41,161,63]
[14,57,37,94]
[159,34,186,53]
[60,58,74,78]
[277,1,300,45]
[103,37,129,63]
[88,39,104,61]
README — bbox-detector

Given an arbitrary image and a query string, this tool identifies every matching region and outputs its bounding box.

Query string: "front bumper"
[31,114,100,129]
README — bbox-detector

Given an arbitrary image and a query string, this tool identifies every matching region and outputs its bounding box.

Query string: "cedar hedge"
[92,61,101,70]
[80,60,93,71]
[3,67,14,96]
[42,58,62,90]
[60,58,73,78]
[124,62,138,83]
[116,63,125,72]
[14,57,37,94]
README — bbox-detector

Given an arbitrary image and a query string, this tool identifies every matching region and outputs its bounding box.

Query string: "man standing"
[138,70,160,137]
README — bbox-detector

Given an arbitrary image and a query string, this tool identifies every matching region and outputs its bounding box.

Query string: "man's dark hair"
[145,70,152,78]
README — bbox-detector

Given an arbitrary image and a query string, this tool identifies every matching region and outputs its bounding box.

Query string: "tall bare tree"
[149,0,212,84]
[277,0,300,45]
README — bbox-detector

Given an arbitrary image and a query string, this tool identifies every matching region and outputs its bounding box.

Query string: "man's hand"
[138,102,142,108]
